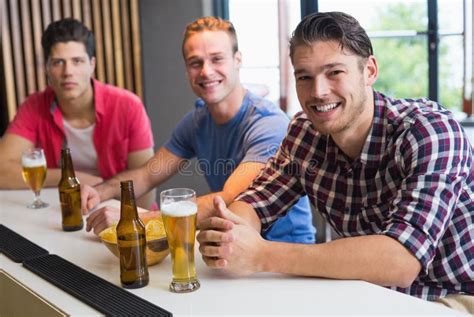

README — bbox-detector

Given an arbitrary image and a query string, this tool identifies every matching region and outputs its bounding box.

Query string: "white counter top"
[0,189,464,316]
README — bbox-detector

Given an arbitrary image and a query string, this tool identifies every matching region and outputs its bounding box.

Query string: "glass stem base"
[27,194,49,209]
[169,279,200,293]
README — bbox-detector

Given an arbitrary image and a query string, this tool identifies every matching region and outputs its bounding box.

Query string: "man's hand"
[81,184,101,215]
[197,196,265,276]
[85,206,120,235]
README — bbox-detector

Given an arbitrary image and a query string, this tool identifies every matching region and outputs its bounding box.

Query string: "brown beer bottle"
[117,180,149,288]
[58,148,83,231]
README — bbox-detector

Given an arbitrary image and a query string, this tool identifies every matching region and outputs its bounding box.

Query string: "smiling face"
[183,30,242,107]
[292,40,377,138]
[46,41,96,105]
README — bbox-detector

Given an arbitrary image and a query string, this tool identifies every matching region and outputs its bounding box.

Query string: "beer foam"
[161,201,197,217]
[22,156,46,168]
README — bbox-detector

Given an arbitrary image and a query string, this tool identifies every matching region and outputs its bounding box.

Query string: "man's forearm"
[95,166,155,202]
[0,164,61,189]
[260,234,421,287]
[94,177,121,201]
[137,189,156,209]
[44,169,62,187]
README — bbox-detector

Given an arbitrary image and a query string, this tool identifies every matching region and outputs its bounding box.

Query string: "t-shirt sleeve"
[6,98,39,143]
[236,117,306,232]
[241,113,289,164]
[127,98,154,152]
[163,112,196,159]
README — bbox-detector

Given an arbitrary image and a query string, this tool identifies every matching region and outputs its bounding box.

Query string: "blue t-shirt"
[164,92,315,243]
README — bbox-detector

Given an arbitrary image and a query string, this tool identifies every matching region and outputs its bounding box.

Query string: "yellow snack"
[99,216,169,266]
[99,224,118,243]
[145,218,166,239]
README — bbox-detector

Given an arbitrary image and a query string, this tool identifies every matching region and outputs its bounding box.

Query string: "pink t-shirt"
[7,79,154,180]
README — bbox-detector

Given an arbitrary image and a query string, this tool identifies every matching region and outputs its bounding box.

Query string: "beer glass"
[21,148,49,209]
[160,188,200,293]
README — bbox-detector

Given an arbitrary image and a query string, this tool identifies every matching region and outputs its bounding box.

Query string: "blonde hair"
[182,16,238,56]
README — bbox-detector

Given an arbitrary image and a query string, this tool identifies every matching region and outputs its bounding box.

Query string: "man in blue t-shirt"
[81,17,315,243]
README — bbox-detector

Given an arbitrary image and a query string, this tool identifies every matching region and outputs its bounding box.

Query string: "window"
[220,0,471,117]
[438,0,466,115]
[228,0,302,115]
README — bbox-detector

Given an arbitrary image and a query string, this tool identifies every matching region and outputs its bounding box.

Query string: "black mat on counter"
[23,254,172,317]
[0,224,49,262]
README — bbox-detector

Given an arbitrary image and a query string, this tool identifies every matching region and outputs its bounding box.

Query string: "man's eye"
[297,76,310,81]
[51,60,64,66]
[329,70,343,76]
[188,60,201,67]
[73,58,84,64]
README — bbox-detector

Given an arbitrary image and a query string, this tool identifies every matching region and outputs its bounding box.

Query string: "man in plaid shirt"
[197,12,473,313]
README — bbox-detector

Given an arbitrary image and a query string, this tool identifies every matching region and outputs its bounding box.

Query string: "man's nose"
[200,61,214,77]
[310,77,330,98]
[63,61,73,76]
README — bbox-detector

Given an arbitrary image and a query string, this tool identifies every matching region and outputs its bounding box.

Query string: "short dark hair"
[41,18,95,60]
[289,12,373,62]
[182,16,238,57]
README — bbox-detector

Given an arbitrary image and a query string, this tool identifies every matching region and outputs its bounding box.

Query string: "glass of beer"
[160,188,200,293]
[21,148,49,209]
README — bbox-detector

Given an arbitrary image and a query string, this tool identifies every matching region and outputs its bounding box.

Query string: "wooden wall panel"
[81,0,92,30]
[31,0,46,90]
[9,0,26,104]
[120,0,133,92]
[1,0,144,131]
[91,0,105,82]
[72,0,82,20]
[112,0,124,88]
[2,0,17,121]
[51,0,61,21]
[130,0,142,99]
[41,0,51,30]
[102,0,115,85]
[21,0,36,95]
[62,0,72,18]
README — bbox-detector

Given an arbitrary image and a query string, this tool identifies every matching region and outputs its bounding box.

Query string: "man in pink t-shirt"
[0,18,155,208]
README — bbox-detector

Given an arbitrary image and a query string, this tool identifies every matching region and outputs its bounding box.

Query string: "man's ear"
[90,56,97,72]
[365,55,378,86]
[234,51,242,68]
[45,59,51,85]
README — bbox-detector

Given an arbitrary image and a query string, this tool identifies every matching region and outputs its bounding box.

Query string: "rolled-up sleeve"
[382,115,471,272]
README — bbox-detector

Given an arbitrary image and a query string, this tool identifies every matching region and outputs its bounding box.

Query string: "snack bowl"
[99,217,169,266]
